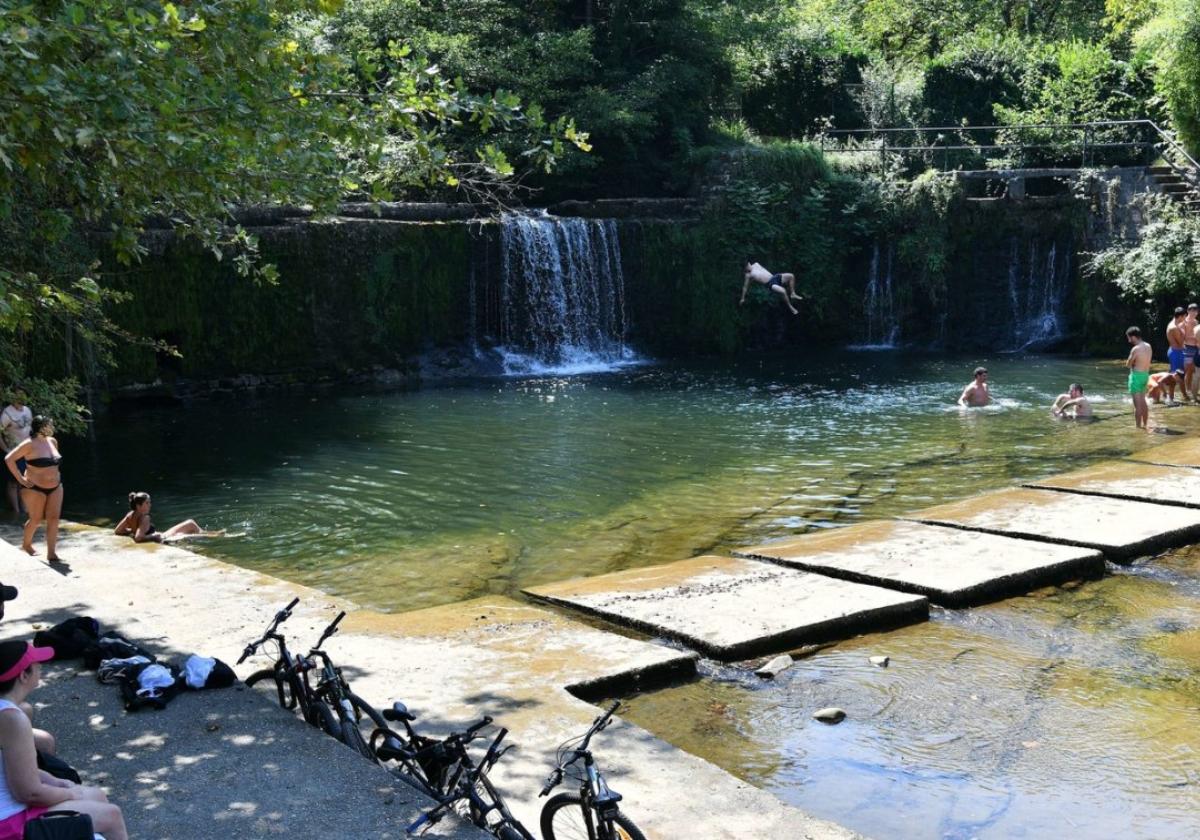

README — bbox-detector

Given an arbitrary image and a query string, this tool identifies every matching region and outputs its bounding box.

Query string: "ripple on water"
[619,565,1200,840]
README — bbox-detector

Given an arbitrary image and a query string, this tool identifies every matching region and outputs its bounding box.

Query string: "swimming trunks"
[1185,345,1197,361]
[1169,347,1186,373]
[768,274,786,291]
[1128,370,1150,394]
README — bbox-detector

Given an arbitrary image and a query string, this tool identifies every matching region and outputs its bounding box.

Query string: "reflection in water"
[67,354,1200,612]
[65,352,1200,836]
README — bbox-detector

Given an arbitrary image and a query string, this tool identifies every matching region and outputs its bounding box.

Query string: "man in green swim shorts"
[1126,326,1152,429]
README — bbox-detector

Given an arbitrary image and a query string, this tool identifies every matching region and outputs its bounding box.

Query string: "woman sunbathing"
[114,492,223,543]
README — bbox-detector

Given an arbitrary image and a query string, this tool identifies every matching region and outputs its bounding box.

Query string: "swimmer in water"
[957,366,992,407]
[1051,383,1093,418]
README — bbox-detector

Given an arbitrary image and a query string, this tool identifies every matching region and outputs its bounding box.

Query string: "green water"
[69,353,1193,611]
[65,352,1200,838]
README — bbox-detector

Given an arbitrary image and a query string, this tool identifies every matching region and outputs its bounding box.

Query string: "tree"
[0,0,586,424]
[1138,0,1200,156]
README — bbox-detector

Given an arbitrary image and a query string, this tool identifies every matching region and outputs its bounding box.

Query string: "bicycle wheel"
[540,793,646,840]
[340,716,376,761]
[309,698,342,739]
[244,669,274,687]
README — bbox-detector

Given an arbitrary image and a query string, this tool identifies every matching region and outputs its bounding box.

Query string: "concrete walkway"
[524,554,928,660]
[0,526,859,840]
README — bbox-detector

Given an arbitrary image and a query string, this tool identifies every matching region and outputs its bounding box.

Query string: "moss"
[105,220,472,384]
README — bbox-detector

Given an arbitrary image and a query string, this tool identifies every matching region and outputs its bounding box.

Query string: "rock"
[813,707,846,724]
[869,655,890,667]
[754,654,794,678]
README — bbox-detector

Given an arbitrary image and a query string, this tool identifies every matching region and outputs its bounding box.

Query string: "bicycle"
[539,701,645,840]
[401,719,533,840]
[240,599,391,758]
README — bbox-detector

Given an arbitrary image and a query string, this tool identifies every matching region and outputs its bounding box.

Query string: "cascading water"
[496,212,639,375]
[857,242,900,348]
[1006,237,1068,350]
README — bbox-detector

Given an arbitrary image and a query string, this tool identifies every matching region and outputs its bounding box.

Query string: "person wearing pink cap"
[0,640,127,839]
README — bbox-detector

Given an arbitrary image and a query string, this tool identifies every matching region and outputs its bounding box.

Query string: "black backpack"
[32,617,100,661]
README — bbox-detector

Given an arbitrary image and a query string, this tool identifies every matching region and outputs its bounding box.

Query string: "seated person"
[114,492,222,544]
[0,640,127,840]
[1147,371,1184,404]
[1051,383,1093,418]
[0,584,54,759]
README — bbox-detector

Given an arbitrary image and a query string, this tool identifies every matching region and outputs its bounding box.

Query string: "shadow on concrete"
[7,601,483,840]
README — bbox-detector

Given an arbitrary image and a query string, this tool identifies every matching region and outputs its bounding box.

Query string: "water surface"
[63,352,1200,838]
[67,353,1200,611]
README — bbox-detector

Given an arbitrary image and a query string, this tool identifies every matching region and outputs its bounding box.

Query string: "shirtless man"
[1166,307,1187,395]
[1184,303,1199,398]
[1148,370,1185,404]
[740,261,802,315]
[1126,326,1152,429]
[1052,383,1093,418]
[958,366,992,407]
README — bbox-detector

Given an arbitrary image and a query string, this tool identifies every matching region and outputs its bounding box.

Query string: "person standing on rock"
[740,261,803,315]
[1166,308,1188,393]
[957,367,992,407]
[1126,327,1152,429]
[3,416,64,562]
[0,389,31,516]
[1183,303,1199,399]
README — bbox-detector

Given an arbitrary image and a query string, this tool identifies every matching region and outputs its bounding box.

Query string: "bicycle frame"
[540,701,626,840]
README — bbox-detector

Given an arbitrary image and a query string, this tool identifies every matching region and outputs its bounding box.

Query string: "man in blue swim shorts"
[1166,307,1187,384]
[1184,303,1199,399]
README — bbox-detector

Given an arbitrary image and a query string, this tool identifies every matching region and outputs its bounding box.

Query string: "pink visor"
[0,644,53,682]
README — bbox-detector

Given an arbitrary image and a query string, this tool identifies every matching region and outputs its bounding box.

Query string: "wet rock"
[755,655,793,678]
[869,655,890,667]
[813,707,846,724]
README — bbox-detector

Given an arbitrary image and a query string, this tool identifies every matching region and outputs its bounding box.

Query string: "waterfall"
[495,212,639,375]
[1006,237,1068,350]
[859,242,900,348]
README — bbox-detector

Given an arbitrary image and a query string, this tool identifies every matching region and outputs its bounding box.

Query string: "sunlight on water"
[68,353,1200,610]
[66,352,1200,837]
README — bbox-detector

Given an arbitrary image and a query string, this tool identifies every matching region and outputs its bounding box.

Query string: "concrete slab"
[523,554,929,660]
[1027,460,1200,508]
[1127,437,1200,468]
[0,525,860,840]
[901,487,1200,561]
[736,520,1105,607]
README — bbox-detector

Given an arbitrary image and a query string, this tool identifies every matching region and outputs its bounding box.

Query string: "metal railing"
[818,119,1200,188]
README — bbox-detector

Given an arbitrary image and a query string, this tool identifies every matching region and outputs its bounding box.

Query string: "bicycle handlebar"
[311,610,346,652]
[237,598,301,664]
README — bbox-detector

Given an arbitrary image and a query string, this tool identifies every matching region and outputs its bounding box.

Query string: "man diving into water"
[740,261,803,315]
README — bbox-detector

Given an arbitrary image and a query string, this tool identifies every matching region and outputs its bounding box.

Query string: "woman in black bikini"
[3,417,64,562]
[114,492,222,543]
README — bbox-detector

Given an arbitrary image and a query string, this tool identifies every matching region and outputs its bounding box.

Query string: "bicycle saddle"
[384,701,416,723]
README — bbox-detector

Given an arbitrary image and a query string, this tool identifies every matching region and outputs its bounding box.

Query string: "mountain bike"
[402,720,533,840]
[539,701,645,840]
[240,599,391,757]
[239,598,340,737]
[299,609,394,761]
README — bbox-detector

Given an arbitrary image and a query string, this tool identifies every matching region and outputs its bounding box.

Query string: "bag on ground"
[22,810,94,840]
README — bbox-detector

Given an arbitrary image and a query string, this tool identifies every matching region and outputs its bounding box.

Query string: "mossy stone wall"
[108,220,472,384]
